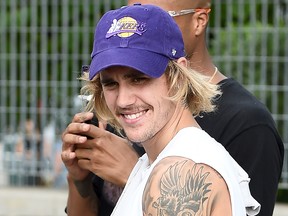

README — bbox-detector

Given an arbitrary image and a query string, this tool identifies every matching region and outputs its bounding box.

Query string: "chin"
[124,126,153,144]
[126,135,143,144]
[126,133,146,145]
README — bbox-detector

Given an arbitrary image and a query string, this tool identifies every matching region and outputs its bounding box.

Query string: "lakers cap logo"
[106,17,147,38]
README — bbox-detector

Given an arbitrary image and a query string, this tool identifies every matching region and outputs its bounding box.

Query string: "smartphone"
[84,116,99,139]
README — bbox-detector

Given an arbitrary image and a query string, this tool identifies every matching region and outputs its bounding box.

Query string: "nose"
[116,84,135,108]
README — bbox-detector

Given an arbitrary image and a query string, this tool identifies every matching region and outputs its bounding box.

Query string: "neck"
[188,46,213,73]
[143,107,199,164]
[188,46,226,84]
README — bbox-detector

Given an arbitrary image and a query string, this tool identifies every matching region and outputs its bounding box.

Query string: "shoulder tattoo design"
[143,160,212,216]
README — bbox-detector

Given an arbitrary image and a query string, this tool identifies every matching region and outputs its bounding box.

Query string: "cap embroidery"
[172,49,177,56]
[106,17,146,38]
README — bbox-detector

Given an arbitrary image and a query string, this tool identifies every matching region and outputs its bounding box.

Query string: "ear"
[177,57,188,67]
[193,11,209,36]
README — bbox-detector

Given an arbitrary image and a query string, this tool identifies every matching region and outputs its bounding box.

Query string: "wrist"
[71,172,94,198]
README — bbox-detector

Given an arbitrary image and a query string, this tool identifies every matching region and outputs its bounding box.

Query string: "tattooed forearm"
[72,172,99,214]
[74,172,95,198]
[143,160,212,216]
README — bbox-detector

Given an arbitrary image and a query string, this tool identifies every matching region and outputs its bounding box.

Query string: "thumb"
[98,121,107,130]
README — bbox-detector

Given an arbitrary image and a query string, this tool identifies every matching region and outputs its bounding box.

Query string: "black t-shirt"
[93,78,284,216]
[196,78,284,216]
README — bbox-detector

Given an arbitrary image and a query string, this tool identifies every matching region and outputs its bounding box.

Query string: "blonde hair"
[80,61,221,131]
[165,61,220,115]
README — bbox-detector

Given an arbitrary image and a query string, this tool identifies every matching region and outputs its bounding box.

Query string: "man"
[62,4,260,215]
[62,0,284,215]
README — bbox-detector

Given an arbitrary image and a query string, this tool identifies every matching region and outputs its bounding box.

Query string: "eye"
[131,76,149,84]
[102,81,118,89]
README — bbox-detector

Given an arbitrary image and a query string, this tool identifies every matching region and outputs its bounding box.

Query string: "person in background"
[61,0,284,215]
[63,4,260,215]
[16,119,42,186]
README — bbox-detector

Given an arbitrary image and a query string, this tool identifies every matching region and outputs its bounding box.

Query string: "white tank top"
[111,127,260,216]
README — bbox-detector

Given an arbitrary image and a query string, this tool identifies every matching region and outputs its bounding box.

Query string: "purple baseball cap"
[89,3,185,80]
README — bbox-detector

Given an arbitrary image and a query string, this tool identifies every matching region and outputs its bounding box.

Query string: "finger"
[74,140,92,151]
[98,121,106,130]
[61,151,76,164]
[83,122,106,140]
[61,128,88,162]
[75,148,93,160]
[63,121,92,141]
[62,131,88,147]
[73,112,94,123]
[78,158,91,170]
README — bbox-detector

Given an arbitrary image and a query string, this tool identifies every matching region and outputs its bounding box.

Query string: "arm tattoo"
[143,160,212,215]
[73,173,99,213]
[74,172,95,198]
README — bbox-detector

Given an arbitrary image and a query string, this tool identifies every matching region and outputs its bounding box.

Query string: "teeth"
[124,111,145,120]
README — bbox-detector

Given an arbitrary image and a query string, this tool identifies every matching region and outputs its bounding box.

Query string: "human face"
[100,66,176,144]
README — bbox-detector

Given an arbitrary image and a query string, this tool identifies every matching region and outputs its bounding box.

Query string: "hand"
[75,120,139,187]
[61,112,94,181]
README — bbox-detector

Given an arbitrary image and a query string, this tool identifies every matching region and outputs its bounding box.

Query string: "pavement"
[0,187,67,216]
[0,186,287,216]
[274,203,288,216]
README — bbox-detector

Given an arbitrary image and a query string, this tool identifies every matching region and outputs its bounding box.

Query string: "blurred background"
[0,0,287,215]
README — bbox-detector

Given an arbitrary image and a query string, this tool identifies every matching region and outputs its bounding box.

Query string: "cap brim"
[89,48,169,80]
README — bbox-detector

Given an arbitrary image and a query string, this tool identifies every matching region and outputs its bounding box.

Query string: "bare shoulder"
[142,156,232,216]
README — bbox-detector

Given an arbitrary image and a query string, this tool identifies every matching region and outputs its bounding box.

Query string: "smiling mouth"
[123,110,147,120]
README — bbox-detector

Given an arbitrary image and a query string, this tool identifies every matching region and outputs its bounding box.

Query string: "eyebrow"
[100,67,145,83]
